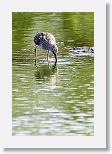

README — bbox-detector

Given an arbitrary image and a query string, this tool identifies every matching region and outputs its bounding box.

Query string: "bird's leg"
[35,47,37,57]
[47,50,49,61]
[34,47,37,66]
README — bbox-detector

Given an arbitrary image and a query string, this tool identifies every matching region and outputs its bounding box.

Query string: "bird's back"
[34,32,56,50]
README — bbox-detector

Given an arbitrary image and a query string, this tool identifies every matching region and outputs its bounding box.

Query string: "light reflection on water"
[12,12,94,136]
[13,56,94,136]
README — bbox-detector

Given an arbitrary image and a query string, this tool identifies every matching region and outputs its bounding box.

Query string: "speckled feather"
[34,32,57,52]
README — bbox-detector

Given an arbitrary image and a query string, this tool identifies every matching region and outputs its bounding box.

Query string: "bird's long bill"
[53,52,57,62]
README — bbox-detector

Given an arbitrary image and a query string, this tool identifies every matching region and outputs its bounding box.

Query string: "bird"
[34,32,58,62]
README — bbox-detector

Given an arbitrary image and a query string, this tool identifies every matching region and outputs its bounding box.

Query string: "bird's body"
[34,32,58,62]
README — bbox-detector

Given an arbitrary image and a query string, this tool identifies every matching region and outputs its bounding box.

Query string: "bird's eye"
[52,46,55,50]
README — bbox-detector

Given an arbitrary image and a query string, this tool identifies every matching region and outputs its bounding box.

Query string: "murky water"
[12,12,94,136]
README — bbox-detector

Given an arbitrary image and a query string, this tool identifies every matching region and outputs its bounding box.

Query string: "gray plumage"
[34,32,58,62]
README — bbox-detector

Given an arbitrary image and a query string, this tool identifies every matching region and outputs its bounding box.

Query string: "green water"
[12,12,94,136]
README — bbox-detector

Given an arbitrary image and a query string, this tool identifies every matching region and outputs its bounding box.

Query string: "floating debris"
[69,47,94,57]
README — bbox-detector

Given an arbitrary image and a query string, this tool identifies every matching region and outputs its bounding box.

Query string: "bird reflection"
[34,62,58,85]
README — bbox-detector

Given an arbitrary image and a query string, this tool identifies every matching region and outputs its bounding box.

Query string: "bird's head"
[51,44,58,62]
[51,44,58,53]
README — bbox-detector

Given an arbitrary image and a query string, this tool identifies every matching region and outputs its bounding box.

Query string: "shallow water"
[12,12,94,136]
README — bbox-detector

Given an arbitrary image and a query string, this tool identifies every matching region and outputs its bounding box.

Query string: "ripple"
[15,97,29,101]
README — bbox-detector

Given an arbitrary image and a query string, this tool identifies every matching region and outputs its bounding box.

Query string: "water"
[12,12,94,136]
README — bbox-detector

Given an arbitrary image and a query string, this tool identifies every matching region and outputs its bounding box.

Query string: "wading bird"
[34,32,58,62]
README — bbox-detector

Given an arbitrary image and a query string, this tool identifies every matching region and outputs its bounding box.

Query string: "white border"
[0,0,106,148]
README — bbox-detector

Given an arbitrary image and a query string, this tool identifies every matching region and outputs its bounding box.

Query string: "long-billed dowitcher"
[34,32,58,62]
